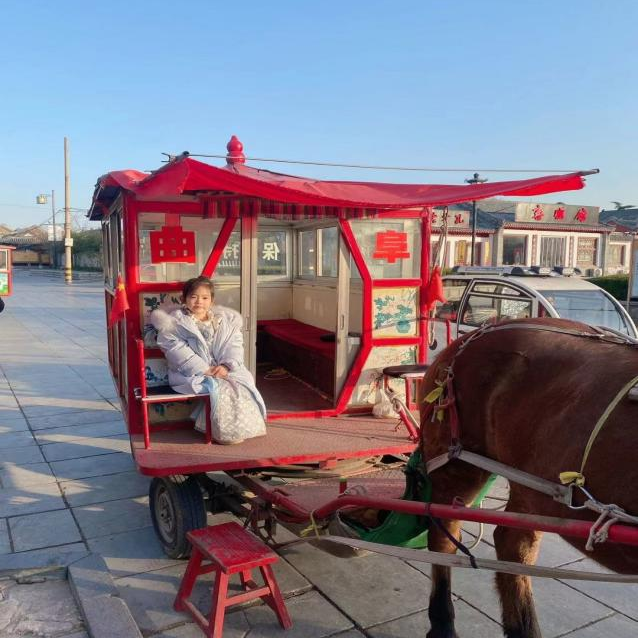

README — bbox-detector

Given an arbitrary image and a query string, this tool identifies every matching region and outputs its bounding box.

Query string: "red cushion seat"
[258,319,335,359]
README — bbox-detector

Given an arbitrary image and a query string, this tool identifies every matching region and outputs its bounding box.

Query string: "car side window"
[462,294,532,326]
[436,279,469,321]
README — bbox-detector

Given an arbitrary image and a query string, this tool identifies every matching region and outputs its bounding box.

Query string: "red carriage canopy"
[88,153,594,220]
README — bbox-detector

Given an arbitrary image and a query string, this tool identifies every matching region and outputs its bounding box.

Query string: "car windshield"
[540,289,632,335]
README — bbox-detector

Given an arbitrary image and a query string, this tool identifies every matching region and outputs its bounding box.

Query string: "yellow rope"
[560,373,638,487]
[299,510,322,539]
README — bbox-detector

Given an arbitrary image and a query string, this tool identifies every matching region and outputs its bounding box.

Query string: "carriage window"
[299,230,316,277]
[319,227,338,277]
[435,279,468,321]
[0,250,7,270]
[350,219,421,279]
[216,231,241,278]
[138,213,226,282]
[462,294,531,326]
[107,210,123,288]
[258,230,289,278]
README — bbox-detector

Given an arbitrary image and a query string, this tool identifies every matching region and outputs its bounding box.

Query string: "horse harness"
[422,321,638,551]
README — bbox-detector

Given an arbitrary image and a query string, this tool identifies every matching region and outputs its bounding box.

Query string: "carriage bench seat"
[135,339,211,448]
[258,319,336,359]
[258,319,336,395]
[133,385,200,403]
[174,522,292,638]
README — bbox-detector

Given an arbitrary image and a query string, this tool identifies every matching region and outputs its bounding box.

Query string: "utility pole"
[51,190,57,268]
[36,190,57,268]
[465,172,488,265]
[64,137,72,283]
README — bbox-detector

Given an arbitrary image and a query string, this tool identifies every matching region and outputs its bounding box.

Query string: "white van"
[430,266,637,357]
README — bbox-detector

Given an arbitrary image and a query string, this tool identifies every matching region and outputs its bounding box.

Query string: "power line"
[184,152,595,175]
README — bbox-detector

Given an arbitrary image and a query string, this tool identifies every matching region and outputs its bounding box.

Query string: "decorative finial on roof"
[226,135,245,165]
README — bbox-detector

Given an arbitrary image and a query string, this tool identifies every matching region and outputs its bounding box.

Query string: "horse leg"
[426,464,490,638]
[493,520,543,638]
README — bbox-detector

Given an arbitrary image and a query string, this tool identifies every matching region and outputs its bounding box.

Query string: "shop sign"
[431,209,470,228]
[517,203,600,225]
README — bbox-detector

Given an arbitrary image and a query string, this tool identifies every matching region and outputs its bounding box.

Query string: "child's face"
[184,285,213,319]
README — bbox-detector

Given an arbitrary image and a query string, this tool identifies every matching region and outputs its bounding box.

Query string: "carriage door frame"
[334,233,353,398]
[240,214,258,376]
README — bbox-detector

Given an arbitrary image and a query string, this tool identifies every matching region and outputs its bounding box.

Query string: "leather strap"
[323,536,638,582]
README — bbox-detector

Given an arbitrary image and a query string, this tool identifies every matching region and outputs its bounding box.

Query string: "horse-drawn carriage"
[89,138,638,637]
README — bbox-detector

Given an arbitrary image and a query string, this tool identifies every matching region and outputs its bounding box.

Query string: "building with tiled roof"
[431,199,632,275]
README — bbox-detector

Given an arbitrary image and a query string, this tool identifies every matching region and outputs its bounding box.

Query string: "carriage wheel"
[149,475,206,559]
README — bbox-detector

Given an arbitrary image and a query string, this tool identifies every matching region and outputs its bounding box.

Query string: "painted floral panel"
[350,345,417,406]
[149,400,196,424]
[140,292,182,347]
[144,357,169,388]
[373,287,418,337]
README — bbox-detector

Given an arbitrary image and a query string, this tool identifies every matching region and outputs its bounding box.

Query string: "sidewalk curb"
[0,548,89,579]
[68,553,143,638]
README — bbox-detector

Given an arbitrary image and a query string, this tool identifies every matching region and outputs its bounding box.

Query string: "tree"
[71,229,102,254]
[611,201,636,210]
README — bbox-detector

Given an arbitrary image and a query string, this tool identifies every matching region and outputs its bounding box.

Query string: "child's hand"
[204,365,229,378]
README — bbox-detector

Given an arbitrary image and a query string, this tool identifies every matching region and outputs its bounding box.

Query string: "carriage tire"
[149,475,207,559]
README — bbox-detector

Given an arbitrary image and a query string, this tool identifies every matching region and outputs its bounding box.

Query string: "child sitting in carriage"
[151,276,266,445]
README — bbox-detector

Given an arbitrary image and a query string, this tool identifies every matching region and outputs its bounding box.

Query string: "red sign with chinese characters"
[575,207,588,222]
[149,225,197,263]
[372,230,410,264]
[532,205,544,221]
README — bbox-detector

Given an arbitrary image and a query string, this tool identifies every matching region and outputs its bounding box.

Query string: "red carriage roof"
[88,143,595,219]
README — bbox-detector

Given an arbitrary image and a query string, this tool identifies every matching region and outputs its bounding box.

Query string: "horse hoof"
[426,629,459,638]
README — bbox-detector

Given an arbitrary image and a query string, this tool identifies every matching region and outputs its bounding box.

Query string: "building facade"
[432,200,633,275]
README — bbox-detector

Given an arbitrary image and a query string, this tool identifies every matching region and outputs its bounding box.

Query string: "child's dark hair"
[182,276,214,300]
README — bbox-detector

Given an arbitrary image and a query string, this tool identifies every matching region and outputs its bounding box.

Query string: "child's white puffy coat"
[150,306,266,417]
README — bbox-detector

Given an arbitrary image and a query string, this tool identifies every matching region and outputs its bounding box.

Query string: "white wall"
[257,285,293,320]
[292,282,337,331]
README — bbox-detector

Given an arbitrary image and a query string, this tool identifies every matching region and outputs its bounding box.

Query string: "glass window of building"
[540,237,566,267]
[503,236,527,265]
[607,244,626,267]
[576,237,598,267]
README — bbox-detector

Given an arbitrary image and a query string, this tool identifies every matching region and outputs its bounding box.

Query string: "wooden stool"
[174,522,292,638]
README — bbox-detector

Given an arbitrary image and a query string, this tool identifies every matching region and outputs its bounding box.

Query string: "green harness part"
[342,450,497,549]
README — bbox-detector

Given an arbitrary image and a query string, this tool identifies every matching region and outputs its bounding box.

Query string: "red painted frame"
[234,475,638,547]
[104,193,431,452]
[0,245,15,297]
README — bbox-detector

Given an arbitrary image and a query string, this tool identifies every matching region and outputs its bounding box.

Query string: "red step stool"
[174,522,292,638]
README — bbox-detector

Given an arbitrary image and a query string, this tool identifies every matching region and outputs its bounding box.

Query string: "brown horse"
[419,317,638,638]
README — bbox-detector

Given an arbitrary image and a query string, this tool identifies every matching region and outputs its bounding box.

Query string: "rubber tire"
[149,475,207,559]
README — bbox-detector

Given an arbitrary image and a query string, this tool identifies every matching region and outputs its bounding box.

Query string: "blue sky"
[1,0,636,228]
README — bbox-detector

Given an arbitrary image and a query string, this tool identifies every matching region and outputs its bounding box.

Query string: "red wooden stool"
[174,522,292,638]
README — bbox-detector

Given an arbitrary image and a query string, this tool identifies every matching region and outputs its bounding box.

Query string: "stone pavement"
[1,269,637,637]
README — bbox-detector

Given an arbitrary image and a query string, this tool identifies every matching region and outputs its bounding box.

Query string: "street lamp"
[36,191,58,268]
[465,172,488,266]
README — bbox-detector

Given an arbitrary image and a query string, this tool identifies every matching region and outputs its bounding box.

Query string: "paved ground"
[1,269,637,637]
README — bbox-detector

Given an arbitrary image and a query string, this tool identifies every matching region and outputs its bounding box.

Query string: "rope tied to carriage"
[422,319,638,548]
